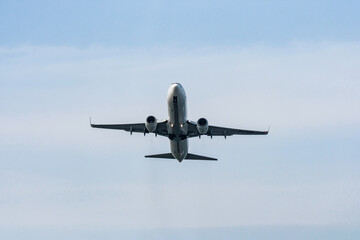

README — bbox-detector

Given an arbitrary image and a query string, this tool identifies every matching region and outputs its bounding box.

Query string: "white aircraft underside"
[91,83,268,162]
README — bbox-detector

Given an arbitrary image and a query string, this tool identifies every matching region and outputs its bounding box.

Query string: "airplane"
[91,83,268,162]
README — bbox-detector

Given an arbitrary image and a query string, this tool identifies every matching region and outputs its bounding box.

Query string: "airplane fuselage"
[91,83,269,162]
[167,83,188,161]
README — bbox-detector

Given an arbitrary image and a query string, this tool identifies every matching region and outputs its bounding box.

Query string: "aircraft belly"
[167,83,189,161]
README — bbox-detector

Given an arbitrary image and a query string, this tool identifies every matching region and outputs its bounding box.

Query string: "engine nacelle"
[197,118,209,135]
[145,115,157,132]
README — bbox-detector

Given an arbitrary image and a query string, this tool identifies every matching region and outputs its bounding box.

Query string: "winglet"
[90,117,93,127]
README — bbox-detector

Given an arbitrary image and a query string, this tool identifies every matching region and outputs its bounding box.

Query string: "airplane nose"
[171,83,184,95]
[172,82,182,86]
[167,83,185,102]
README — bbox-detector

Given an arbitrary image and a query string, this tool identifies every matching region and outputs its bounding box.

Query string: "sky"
[1,1,360,240]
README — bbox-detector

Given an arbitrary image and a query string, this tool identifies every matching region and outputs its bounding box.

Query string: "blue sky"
[1,0,360,46]
[1,1,360,240]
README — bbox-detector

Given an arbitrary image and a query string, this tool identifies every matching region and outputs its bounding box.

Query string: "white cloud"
[0,42,359,230]
[0,171,359,229]
[1,42,359,131]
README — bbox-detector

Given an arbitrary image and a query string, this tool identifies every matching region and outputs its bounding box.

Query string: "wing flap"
[91,120,168,136]
[91,122,147,132]
[207,125,269,136]
[186,121,268,138]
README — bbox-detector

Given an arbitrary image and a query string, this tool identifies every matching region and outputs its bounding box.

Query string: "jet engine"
[197,118,209,135]
[145,115,157,132]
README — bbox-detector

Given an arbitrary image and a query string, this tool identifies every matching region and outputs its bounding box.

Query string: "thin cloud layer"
[1,42,359,144]
[0,42,360,231]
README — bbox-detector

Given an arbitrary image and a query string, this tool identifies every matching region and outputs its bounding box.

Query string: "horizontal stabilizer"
[185,153,217,161]
[145,153,217,161]
[145,153,175,159]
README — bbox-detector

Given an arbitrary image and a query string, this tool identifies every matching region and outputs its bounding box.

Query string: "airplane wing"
[187,121,268,138]
[90,120,169,137]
